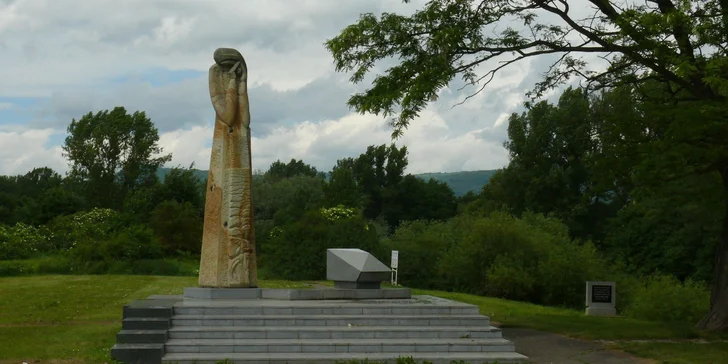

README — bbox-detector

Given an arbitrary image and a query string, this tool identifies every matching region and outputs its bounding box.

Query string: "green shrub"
[48,208,122,251]
[265,208,381,280]
[623,274,710,323]
[387,211,611,308]
[149,200,203,254]
[0,259,32,276]
[0,256,197,276]
[0,223,53,260]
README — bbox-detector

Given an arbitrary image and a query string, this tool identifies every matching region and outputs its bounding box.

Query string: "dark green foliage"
[0,167,84,226]
[386,213,608,308]
[265,207,380,280]
[264,159,324,182]
[0,256,198,277]
[69,223,163,263]
[325,144,458,230]
[150,200,203,254]
[624,274,711,324]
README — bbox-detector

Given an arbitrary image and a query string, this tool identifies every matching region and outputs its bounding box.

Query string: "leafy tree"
[393,175,457,223]
[0,168,83,225]
[149,200,203,254]
[352,144,408,223]
[253,175,326,223]
[324,158,360,208]
[62,107,171,209]
[158,165,205,212]
[326,0,728,331]
[264,159,323,182]
[325,144,456,228]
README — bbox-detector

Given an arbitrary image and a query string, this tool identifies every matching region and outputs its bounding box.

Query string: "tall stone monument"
[198,48,257,288]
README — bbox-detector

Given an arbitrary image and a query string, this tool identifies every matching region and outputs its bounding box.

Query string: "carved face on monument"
[214,48,247,78]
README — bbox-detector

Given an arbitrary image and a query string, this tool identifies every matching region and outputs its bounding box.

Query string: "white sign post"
[391,250,399,286]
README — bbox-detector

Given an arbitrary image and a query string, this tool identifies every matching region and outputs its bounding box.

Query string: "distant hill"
[415,170,497,196]
[157,167,497,197]
[156,167,209,182]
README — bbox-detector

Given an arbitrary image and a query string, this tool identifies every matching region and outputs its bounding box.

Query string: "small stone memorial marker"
[585,281,616,316]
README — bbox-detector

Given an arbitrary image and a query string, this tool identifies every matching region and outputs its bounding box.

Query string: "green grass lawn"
[0,275,726,364]
[0,275,311,364]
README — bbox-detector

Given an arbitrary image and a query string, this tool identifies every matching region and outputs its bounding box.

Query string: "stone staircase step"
[123,306,173,319]
[165,338,515,353]
[117,329,168,344]
[122,317,170,330]
[174,305,479,316]
[171,314,489,327]
[167,325,502,339]
[162,351,529,364]
[111,343,164,364]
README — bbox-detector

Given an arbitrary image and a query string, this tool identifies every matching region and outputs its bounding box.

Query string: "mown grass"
[1,276,727,364]
[411,289,725,341]
[0,275,311,364]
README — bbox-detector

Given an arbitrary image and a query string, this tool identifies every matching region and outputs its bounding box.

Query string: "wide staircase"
[149,296,527,364]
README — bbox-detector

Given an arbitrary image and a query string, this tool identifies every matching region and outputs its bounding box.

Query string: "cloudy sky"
[0,0,589,176]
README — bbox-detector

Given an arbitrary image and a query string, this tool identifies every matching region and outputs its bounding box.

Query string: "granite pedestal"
[111,291,528,364]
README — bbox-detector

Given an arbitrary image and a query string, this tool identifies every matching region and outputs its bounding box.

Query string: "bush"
[264,206,381,280]
[0,256,198,276]
[386,211,611,308]
[0,223,53,260]
[623,274,710,323]
[47,208,122,251]
[149,200,203,254]
[69,224,163,263]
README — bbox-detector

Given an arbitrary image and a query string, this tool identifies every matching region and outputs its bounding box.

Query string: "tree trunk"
[698,163,728,331]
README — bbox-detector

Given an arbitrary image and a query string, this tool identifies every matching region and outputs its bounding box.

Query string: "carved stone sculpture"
[198,48,257,288]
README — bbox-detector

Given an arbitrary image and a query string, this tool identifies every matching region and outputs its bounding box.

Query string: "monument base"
[183,287,411,300]
[333,281,381,289]
[184,287,262,300]
[585,307,617,316]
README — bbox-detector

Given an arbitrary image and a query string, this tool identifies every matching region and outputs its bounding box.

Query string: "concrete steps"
[165,338,515,353]
[171,314,490,327]
[162,351,528,364]
[159,296,528,363]
[167,325,503,339]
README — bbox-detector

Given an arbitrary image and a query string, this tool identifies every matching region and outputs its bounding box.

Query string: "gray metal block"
[326,248,391,285]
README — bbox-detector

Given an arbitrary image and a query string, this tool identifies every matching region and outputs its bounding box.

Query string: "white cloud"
[0,0,607,177]
[0,127,66,175]
[156,107,509,176]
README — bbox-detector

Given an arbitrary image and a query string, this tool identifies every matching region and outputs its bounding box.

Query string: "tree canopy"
[325,0,727,137]
[326,0,728,331]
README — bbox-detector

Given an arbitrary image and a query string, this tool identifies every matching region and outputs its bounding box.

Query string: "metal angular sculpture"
[198,48,257,288]
[327,249,392,289]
